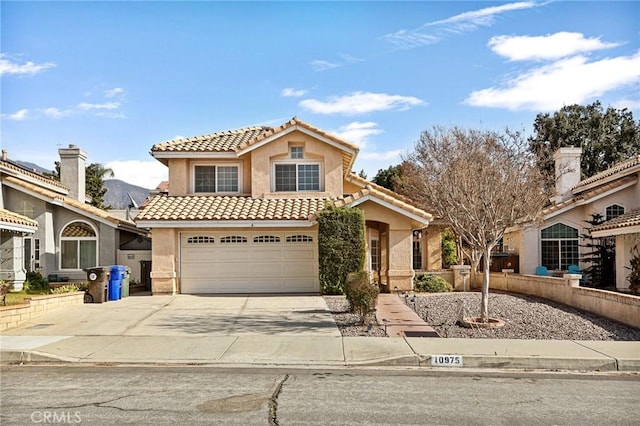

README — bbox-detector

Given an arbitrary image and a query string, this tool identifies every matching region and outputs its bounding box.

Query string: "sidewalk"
[0,294,638,372]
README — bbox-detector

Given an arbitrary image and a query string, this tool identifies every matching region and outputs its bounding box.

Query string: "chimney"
[552,146,582,203]
[1,149,7,161]
[59,144,87,203]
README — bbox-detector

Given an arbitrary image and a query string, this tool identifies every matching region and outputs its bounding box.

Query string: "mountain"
[15,161,53,175]
[104,180,150,209]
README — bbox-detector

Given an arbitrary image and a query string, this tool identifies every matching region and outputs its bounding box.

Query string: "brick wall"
[0,292,85,332]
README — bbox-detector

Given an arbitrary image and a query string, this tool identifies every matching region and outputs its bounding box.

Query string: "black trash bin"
[85,267,109,303]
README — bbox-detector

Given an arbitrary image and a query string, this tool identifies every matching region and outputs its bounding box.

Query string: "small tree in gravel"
[398,126,547,322]
[345,271,379,324]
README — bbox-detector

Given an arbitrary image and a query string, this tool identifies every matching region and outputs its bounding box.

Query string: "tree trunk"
[481,247,490,322]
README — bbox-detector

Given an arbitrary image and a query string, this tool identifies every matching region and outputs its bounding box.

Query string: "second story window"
[274,163,320,192]
[290,146,303,159]
[194,165,239,193]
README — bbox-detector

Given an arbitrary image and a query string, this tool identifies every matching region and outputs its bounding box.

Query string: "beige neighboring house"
[135,117,433,295]
[0,146,145,288]
[504,148,640,290]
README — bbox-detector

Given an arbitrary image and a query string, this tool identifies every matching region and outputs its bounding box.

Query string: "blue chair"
[535,266,549,276]
[568,264,581,274]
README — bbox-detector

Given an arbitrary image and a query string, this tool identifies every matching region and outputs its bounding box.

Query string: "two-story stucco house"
[0,146,144,289]
[505,147,640,290]
[135,118,433,295]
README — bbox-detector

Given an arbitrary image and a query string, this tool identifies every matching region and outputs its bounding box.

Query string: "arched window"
[60,221,97,270]
[605,204,625,221]
[540,223,578,270]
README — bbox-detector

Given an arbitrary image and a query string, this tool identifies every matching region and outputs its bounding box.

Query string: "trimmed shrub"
[414,274,453,293]
[26,271,48,290]
[318,204,366,294]
[345,271,379,324]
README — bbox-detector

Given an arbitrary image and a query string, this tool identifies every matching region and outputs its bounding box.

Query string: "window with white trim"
[60,221,97,270]
[540,223,579,270]
[370,236,380,272]
[253,235,281,243]
[290,146,303,159]
[274,163,320,192]
[220,236,248,244]
[286,235,313,243]
[605,204,625,221]
[187,236,215,244]
[194,165,239,193]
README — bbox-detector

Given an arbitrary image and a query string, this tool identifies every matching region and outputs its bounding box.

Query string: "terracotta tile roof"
[335,186,432,223]
[3,176,138,231]
[0,160,67,190]
[236,117,359,153]
[591,209,640,233]
[345,173,415,204]
[136,194,329,222]
[573,155,640,191]
[152,126,271,153]
[544,176,637,216]
[152,118,361,156]
[0,208,38,229]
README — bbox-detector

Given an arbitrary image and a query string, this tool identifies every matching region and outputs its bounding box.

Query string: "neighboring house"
[0,208,38,289]
[504,148,640,290]
[0,146,144,286]
[135,117,433,294]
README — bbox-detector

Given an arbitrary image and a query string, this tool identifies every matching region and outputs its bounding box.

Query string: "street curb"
[2,349,636,372]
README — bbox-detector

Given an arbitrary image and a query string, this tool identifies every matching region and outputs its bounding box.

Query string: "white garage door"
[180,231,319,294]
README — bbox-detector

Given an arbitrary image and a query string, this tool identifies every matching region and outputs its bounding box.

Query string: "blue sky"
[2,1,639,189]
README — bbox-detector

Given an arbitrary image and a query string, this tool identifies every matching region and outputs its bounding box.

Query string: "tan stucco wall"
[150,228,178,294]
[422,226,443,270]
[167,157,252,196]
[478,272,640,329]
[358,200,417,291]
[249,130,344,197]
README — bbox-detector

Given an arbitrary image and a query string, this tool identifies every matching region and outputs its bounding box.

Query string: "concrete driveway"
[3,294,341,337]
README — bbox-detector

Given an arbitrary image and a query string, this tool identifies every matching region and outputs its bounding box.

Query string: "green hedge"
[414,274,453,293]
[318,204,365,294]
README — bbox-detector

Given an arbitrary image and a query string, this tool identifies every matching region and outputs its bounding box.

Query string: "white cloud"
[281,87,308,97]
[488,32,620,61]
[464,51,640,111]
[332,121,383,149]
[0,55,56,76]
[77,101,120,110]
[104,87,124,98]
[360,150,403,161]
[310,60,340,71]
[382,1,540,49]
[44,107,72,118]
[1,109,29,121]
[612,98,640,111]
[340,53,365,64]
[300,91,424,115]
[105,160,168,189]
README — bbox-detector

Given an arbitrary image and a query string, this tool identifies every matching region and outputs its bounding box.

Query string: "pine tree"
[580,213,615,288]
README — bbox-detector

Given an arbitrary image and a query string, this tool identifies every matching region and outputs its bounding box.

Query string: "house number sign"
[430,355,463,366]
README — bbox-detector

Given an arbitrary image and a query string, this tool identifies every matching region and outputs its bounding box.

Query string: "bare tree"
[398,127,547,322]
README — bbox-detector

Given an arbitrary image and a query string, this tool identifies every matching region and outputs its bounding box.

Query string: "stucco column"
[150,228,177,295]
[563,273,582,288]
[451,265,471,291]
[424,226,442,270]
[387,228,414,291]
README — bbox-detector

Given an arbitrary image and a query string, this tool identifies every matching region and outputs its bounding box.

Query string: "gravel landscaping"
[325,292,640,340]
[324,296,386,337]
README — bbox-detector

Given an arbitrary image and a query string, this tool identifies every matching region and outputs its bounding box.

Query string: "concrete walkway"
[375,294,440,337]
[1,294,639,372]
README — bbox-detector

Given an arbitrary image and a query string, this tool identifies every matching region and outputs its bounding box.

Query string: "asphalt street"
[1,365,638,425]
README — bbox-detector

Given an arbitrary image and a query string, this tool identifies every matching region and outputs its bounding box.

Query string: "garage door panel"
[180,231,318,294]
[284,248,315,260]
